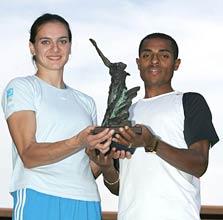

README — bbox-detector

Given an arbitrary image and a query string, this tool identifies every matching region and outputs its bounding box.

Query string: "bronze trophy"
[90,39,141,153]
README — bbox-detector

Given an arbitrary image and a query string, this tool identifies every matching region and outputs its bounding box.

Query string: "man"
[87,33,219,220]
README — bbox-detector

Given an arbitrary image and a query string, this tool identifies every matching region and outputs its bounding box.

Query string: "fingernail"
[110,129,115,135]
[115,134,120,138]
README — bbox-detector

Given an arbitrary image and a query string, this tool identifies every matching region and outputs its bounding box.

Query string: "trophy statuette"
[89,38,141,152]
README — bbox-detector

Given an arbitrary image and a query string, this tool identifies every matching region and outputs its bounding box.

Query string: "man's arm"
[154,139,209,178]
[87,148,121,195]
[90,161,102,179]
[7,110,113,168]
[115,125,209,178]
[101,163,119,195]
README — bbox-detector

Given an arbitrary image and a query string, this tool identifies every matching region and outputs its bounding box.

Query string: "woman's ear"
[29,42,35,55]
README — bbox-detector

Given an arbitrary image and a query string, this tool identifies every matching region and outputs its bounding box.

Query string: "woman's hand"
[75,126,114,154]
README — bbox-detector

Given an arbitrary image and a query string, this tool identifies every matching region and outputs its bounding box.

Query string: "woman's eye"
[41,40,50,45]
[59,39,68,44]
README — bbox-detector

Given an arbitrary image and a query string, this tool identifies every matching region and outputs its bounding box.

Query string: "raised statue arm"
[89,38,111,68]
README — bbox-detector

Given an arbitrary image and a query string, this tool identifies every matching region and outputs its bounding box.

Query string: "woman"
[2,13,114,220]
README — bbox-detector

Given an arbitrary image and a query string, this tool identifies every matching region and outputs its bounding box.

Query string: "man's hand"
[86,147,115,169]
[113,124,154,149]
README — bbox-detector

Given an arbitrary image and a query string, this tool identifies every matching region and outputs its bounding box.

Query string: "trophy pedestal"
[92,126,142,135]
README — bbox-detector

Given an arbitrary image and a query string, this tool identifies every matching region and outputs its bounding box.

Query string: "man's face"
[136,38,181,90]
[29,21,71,72]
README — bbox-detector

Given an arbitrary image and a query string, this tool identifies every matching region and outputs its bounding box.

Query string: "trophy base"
[95,141,136,155]
[110,141,136,154]
[92,125,142,135]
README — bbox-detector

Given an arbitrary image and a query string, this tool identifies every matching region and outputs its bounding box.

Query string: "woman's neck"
[35,70,65,89]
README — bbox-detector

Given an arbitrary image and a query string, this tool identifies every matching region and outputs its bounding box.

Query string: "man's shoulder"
[183,91,204,97]
[183,92,206,106]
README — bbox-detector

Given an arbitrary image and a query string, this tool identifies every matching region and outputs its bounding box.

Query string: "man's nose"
[151,54,159,64]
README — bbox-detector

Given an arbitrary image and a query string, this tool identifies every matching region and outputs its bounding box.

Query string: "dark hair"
[138,33,179,59]
[29,13,72,43]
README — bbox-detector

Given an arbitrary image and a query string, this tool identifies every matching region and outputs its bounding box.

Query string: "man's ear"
[174,58,181,71]
[136,58,140,70]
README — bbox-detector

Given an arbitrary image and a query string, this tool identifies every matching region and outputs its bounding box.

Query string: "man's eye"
[160,53,170,59]
[163,54,169,58]
[142,53,150,58]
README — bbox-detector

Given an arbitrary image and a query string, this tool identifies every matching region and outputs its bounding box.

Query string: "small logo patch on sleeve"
[6,88,14,98]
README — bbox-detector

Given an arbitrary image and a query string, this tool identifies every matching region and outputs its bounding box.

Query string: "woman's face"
[29,21,71,72]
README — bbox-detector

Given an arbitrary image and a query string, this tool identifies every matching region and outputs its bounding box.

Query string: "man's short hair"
[138,33,179,59]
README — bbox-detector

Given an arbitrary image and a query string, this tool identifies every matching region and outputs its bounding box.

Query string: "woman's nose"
[51,42,59,52]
